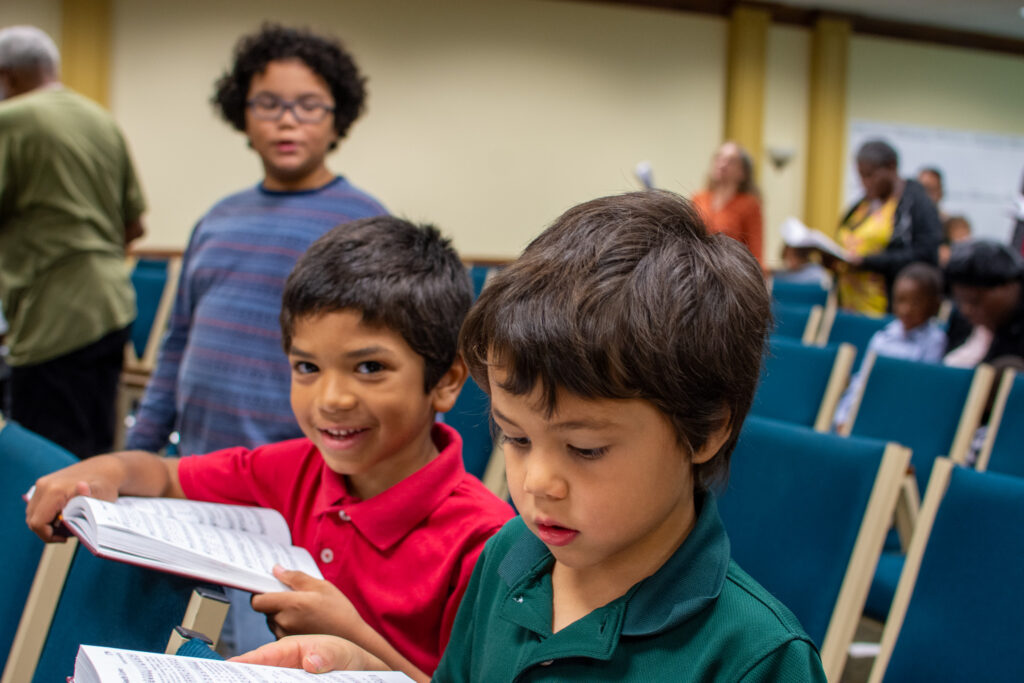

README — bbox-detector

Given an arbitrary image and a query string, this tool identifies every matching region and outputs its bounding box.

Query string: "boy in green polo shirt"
[236,191,827,681]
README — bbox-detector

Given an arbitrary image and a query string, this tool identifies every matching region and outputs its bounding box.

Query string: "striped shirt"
[126,177,387,456]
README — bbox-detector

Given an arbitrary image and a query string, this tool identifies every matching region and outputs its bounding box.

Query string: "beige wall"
[109,0,726,256]
[849,35,1024,134]
[0,0,61,46]
[762,24,810,265]
[5,2,1024,258]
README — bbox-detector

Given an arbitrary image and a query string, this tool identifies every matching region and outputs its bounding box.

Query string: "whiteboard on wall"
[844,120,1024,243]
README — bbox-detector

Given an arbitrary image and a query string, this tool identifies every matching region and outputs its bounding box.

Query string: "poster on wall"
[845,119,1024,243]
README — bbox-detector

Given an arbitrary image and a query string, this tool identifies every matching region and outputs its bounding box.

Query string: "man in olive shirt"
[0,26,145,456]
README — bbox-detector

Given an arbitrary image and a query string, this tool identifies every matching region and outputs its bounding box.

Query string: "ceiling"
[776,0,1024,41]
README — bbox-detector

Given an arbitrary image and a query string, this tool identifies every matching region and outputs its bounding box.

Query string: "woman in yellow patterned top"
[836,140,942,315]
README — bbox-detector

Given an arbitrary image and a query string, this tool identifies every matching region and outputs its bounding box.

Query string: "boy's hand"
[26,456,126,542]
[251,567,366,640]
[230,634,389,673]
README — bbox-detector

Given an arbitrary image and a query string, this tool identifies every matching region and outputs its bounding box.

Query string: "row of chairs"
[721,416,1024,682]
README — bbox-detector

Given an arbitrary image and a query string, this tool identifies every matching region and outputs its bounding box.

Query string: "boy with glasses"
[124,23,387,652]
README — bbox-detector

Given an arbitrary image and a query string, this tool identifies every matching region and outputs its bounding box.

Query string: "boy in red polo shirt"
[27,216,515,678]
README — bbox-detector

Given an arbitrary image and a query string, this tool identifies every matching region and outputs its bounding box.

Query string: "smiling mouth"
[321,427,368,438]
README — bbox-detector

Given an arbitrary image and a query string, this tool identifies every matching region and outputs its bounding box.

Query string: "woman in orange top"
[691,141,763,264]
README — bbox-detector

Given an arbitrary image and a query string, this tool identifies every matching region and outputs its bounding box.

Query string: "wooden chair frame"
[819,443,910,682]
[974,368,1016,473]
[801,304,824,345]
[813,341,857,433]
[867,458,955,683]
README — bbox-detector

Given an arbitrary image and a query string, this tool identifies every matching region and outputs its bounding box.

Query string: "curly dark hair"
[212,23,367,148]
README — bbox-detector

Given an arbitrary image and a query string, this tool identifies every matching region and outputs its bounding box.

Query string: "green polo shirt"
[434,494,826,682]
[0,87,143,365]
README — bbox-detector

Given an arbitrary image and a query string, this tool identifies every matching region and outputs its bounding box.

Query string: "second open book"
[61,496,322,594]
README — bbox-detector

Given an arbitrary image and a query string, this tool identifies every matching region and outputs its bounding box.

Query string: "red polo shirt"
[178,423,514,674]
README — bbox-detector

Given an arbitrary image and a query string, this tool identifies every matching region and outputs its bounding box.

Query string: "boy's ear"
[430,354,469,414]
[691,412,732,465]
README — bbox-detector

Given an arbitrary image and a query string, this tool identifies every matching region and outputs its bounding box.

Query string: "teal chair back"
[849,355,986,494]
[771,302,820,342]
[445,376,493,480]
[31,551,204,682]
[0,420,77,672]
[129,258,171,359]
[718,416,907,680]
[447,264,499,480]
[771,279,829,308]
[880,465,1024,683]
[752,337,853,430]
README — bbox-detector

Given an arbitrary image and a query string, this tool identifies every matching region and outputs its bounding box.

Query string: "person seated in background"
[917,166,947,219]
[691,141,764,265]
[773,244,830,288]
[233,191,826,681]
[944,240,1024,367]
[833,262,946,430]
[835,140,941,315]
[938,215,972,267]
[28,217,515,680]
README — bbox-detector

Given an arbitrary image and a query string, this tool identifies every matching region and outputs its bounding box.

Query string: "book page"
[780,217,847,262]
[65,498,321,592]
[77,645,414,682]
[116,497,291,543]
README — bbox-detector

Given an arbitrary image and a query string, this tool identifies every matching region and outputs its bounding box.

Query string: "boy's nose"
[318,378,358,413]
[522,454,567,500]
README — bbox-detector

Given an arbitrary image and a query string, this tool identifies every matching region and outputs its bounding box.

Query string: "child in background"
[28,217,515,680]
[938,215,972,267]
[833,262,947,430]
[123,24,389,652]
[774,244,830,288]
[235,191,827,681]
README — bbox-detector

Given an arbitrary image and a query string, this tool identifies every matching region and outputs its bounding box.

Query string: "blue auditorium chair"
[869,460,1024,683]
[752,336,856,431]
[718,416,909,682]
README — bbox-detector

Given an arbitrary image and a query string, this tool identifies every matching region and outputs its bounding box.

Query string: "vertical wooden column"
[724,5,770,174]
[60,0,112,107]
[804,17,850,234]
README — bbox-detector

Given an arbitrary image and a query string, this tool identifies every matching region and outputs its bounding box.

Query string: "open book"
[780,217,848,262]
[61,496,322,594]
[73,645,413,682]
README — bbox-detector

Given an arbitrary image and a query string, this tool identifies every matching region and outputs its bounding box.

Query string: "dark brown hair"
[281,216,471,391]
[459,190,772,491]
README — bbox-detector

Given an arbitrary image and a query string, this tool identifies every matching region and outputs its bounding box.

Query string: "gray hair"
[0,26,60,75]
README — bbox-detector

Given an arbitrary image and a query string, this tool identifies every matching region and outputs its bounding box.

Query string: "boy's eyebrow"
[491,407,615,431]
[344,346,394,359]
[288,345,394,359]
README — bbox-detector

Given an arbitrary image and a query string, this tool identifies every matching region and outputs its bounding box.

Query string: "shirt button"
[540,660,554,666]
[320,548,334,564]
[338,510,351,521]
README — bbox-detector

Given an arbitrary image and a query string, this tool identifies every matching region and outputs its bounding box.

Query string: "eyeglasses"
[246,94,335,124]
